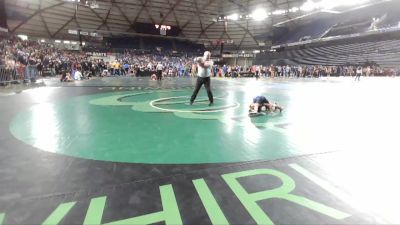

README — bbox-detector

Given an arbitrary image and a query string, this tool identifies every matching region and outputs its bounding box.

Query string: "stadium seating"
[255,38,400,67]
[274,19,335,44]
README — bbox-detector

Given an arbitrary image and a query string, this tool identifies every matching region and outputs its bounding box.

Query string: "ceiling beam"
[88,7,111,31]
[196,21,216,39]
[111,0,133,26]
[231,21,259,46]
[132,0,156,25]
[140,0,156,24]
[159,0,184,25]
[236,0,250,50]
[179,0,217,31]
[237,32,248,50]
[52,17,74,38]
[226,0,249,14]
[167,0,182,28]
[96,6,112,31]
[39,0,53,37]
[11,2,65,33]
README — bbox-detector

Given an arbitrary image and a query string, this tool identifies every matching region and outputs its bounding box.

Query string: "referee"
[156,62,164,81]
[190,51,214,106]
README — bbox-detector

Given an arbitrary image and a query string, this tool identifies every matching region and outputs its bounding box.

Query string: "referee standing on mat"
[156,62,164,81]
[190,51,214,106]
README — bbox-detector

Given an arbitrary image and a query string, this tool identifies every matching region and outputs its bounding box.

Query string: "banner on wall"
[86,52,109,57]
[222,53,254,58]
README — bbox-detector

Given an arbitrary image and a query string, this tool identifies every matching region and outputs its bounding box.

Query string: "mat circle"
[149,96,240,113]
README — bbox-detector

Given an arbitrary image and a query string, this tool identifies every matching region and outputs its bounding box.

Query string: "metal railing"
[0,65,39,85]
[0,66,18,84]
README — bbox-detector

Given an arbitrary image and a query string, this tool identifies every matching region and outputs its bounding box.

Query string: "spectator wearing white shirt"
[74,69,82,80]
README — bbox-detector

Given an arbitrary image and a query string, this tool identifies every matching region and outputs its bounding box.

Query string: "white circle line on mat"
[149,96,240,113]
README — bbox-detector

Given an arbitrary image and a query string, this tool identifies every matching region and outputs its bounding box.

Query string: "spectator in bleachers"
[3,35,400,84]
[73,69,82,80]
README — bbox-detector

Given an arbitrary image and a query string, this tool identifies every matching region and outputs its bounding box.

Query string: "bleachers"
[256,38,400,67]
[275,19,335,44]
[273,1,400,45]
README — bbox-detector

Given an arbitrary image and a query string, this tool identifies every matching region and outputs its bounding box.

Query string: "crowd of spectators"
[115,50,195,77]
[1,36,94,82]
[1,35,399,84]
[0,36,198,82]
[220,64,400,78]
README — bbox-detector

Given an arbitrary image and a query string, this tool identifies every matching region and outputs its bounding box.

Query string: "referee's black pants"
[190,76,213,104]
[156,70,162,80]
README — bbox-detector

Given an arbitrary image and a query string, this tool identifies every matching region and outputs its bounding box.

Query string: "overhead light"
[85,0,98,8]
[322,0,369,9]
[90,3,99,9]
[320,9,341,13]
[272,9,286,15]
[40,39,45,43]
[63,40,70,44]
[217,16,226,22]
[17,34,28,40]
[82,42,86,46]
[250,9,268,21]
[68,29,78,35]
[289,7,299,12]
[253,50,260,54]
[227,13,239,21]
[300,0,370,12]
[71,41,77,45]
[300,0,317,12]
[55,40,61,43]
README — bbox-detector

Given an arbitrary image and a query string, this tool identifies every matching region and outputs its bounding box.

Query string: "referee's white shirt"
[156,63,163,71]
[197,58,214,78]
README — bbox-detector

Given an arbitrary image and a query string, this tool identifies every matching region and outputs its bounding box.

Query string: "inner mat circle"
[150,96,240,113]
